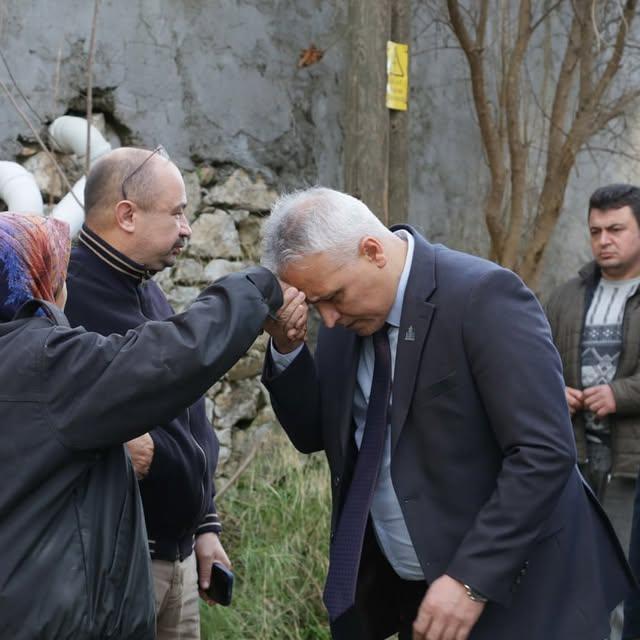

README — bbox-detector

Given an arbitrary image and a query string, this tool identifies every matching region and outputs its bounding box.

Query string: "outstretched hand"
[264,282,308,353]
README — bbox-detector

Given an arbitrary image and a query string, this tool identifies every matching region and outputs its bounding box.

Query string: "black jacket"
[0,268,281,640]
[66,227,221,560]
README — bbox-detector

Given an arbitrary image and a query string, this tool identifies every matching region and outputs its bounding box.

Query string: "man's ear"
[114,200,136,233]
[360,236,387,267]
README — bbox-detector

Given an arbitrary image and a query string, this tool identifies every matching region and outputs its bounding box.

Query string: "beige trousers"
[152,554,200,640]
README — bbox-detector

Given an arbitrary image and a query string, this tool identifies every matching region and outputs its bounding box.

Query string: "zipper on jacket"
[136,284,210,531]
[187,407,209,521]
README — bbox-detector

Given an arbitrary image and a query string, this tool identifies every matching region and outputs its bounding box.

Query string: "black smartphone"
[205,561,234,606]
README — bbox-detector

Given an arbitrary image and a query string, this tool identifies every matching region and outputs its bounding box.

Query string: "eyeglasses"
[121,145,170,200]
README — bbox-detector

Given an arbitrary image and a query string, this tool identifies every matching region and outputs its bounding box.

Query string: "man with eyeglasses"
[65,146,231,639]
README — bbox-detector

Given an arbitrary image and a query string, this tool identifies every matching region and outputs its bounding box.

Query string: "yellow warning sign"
[386,41,409,111]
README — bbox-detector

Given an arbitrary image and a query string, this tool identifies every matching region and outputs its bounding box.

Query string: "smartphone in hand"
[205,561,234,606]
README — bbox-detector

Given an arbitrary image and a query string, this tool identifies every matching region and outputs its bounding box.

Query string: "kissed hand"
[264,283,308,353]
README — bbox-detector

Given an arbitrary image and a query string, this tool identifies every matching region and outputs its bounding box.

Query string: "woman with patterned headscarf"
[0,212,71,320]
[0,212,284,639]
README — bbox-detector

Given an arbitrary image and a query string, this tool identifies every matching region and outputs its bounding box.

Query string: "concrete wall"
[0,0,347,187]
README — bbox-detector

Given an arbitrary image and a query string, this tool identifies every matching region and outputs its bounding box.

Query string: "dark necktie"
[323,324,392,621]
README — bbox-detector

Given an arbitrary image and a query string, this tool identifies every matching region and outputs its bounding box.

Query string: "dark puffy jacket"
[0,268,281,640]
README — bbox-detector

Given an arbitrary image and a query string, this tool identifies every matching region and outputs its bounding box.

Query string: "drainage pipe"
[48,115,112,163]
[0,161,44,215]
[49,115,112,235]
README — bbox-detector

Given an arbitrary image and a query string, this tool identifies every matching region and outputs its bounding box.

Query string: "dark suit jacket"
[264,227,634,639]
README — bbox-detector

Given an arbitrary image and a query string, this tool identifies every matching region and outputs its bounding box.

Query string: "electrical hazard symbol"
[386,41,409,111]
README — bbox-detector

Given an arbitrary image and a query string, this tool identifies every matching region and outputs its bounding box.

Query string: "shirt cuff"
[269,339,304,374]
[197,512,222,536]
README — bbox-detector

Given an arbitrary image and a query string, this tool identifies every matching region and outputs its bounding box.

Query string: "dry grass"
[201,429,331,640]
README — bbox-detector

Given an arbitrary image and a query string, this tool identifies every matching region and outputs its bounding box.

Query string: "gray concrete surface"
[0,0,347,189]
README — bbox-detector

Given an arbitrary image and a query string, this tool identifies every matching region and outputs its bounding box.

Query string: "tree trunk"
[388,0,410,226]
[344,0,391,223]
[517,157,574,287]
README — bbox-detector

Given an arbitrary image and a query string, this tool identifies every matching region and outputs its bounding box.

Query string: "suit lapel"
[390,228,437,454]
[322,325,361,467]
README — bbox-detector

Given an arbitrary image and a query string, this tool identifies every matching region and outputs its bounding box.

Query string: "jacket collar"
[578,260,601,288]
[78,224,152,282]
[390,224,437,301]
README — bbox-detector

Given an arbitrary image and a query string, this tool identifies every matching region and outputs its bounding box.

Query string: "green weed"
[201,430,331,640]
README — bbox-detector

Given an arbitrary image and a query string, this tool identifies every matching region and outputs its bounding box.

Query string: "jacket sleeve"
[262,343,324,454]
[609,370,640,415]
[45,267,282,450]
[196,493,222,536]
[445,268,577,606]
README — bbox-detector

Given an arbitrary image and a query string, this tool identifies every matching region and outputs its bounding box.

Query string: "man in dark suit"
[262,187,634,640]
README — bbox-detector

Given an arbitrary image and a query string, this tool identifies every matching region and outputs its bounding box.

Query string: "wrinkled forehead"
[281,252,346,295]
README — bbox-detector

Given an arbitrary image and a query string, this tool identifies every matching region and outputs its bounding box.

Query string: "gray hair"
[261,187,392,274]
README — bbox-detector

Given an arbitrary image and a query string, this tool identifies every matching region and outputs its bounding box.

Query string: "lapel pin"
[404,325,415,341]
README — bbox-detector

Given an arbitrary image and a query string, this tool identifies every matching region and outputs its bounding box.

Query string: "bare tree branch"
[588,0,637,109]
[502,0,533,268]
[594,87,640,129]
[577,1,595,106]
[431,0,639,285]
[530,0,564,33]
[85,0,101,175]
[546,8,580,176]
[581,143,640,164]
[52,44,62,115]
[447,0,507,252]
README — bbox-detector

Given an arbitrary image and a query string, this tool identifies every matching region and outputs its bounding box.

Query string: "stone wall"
[154,164,280,475]
[11,127,282,476]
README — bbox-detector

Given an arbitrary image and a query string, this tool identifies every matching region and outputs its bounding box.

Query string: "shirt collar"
[78,224,152,282]
[386,229,414,328]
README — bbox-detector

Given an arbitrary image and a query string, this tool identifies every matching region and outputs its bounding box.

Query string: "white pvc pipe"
[0,161,44,215]
[48,115,112,163]
[51,176,86,237]
[49,116,113,236]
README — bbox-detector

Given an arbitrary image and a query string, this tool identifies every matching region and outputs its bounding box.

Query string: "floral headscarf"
[0,213,71,321]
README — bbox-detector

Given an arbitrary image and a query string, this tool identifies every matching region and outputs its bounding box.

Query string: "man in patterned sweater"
[546,183,640,639]
[65,146,230,640]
